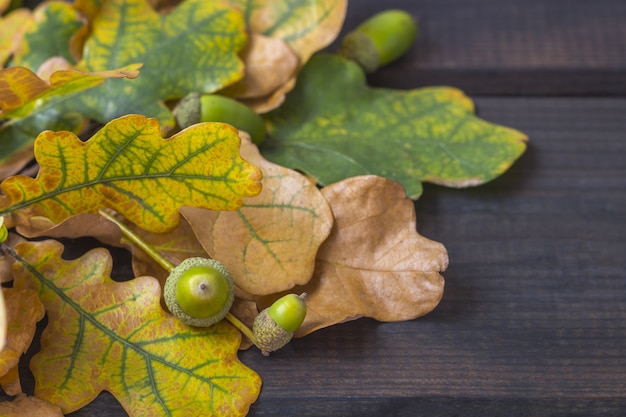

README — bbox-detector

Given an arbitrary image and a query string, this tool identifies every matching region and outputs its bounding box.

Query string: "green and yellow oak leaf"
[181,135,334,296]
[261,54,528,199]
[0,7,32,66]
[70,0,247,131]
[257,175,448,337]
[10,239,261,416]
[0,65,140,180]
[0,288,45,396]
[11,1,84,72]
[230,0,347,63]
[0,114,262,234]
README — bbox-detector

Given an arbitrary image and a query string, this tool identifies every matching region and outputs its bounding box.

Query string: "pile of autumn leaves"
[0,0,522,416]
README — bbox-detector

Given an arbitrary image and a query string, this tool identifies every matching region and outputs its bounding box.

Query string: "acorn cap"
[253,308,294,356]
[173,93,202,129]
[339,9,418,73]
[164,257,234,327]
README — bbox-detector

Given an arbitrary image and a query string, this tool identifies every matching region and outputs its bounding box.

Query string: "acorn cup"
[173,92,266,145]
[253,293,308,356]
[339,9,418,73]
[164,257,235,328]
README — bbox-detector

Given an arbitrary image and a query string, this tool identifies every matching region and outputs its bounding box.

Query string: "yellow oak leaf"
[0,65,139,118]
[0,288,45,396]
[181,136,334,296]
[270,175,448,336]
[0,8,33,66]
[10,239,261,416]
[0,115,263,233]
[0,65,140,180]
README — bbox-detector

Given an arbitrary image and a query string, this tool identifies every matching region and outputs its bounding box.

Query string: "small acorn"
[164,257,234,327]
[173,93,266,145]
[253,293,307,356]
[339,9,418,73]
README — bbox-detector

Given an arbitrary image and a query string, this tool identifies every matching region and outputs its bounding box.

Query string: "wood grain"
[332,0,626,95]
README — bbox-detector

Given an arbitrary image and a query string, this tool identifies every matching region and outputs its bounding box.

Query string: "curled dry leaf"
[0,288,45,395]
[182,136,334,296]
[0,394,64,417]
[232,0,347,64]
[221,32,299,101]
[280,175,448,336]
[227,0,347,111]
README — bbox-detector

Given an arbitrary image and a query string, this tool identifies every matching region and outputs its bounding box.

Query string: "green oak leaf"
[70,0,247,131]
[261,53,528,198]
[12,1,84,71]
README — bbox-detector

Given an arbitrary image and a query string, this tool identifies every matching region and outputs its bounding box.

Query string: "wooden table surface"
[5,0,626,416]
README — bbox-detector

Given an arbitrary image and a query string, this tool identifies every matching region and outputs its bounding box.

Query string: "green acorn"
[339,9,418,73]
[164,257,234,327]
[253,293,307,356]
[173,93,266,145]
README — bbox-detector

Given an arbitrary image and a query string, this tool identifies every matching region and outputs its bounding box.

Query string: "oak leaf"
[231,0,347,64]
[0,288,45,395]
[227,0,347,111]
[273,175,448,336]
[0,394,64,417]
[10,239,261,416]
[181,136,334,296]
[220,32,299,103]
[0,65,140,179]
[71,0,247,131]
[11,1,84,72]
[261,54,528,198]
[0,7,32,66]
[0,115,262,234]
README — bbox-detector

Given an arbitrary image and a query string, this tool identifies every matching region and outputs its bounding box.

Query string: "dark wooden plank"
[330,0,626,95]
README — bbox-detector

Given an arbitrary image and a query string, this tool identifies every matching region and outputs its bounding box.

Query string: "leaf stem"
[226,312,257,346]
[97,209,258,347]
[98,209,175,273]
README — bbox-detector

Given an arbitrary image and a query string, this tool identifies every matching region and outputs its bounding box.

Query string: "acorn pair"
[164,257,306,356]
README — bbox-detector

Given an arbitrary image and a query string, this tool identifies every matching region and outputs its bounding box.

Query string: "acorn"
[253,293,307,356]
[173,92,266,145]
[164,257,234,327]
[339,9,418,73]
